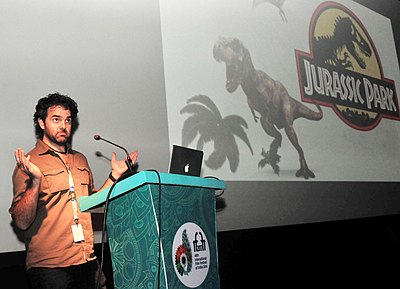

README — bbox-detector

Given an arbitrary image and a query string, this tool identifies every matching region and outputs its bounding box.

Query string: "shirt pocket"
[76,166,91,196]
[41,168,69,194]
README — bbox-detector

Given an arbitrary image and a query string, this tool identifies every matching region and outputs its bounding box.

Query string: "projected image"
[160,0,400,182]
[296,5,398,131]
[213,36,323,179]
[180,95,253,173]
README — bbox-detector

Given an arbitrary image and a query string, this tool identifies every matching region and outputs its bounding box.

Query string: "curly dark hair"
[33,92,79,140]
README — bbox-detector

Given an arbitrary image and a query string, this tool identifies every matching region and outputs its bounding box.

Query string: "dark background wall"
[2,214,400,288]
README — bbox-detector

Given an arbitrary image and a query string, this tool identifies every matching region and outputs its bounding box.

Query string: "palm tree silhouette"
[180,94,253,172]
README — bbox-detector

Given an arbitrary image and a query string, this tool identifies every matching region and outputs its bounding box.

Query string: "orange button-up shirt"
[10,139,96,270]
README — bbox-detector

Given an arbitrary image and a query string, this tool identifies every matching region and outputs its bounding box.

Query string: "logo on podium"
[172,222,210,288]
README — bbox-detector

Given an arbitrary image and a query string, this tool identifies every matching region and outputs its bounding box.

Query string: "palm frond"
[223,115,253,155]
[186,95,222,121]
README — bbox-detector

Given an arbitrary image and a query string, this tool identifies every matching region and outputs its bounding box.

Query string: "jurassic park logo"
[295,1,399,131]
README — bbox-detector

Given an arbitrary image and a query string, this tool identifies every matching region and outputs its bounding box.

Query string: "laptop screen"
[168,145,204,177]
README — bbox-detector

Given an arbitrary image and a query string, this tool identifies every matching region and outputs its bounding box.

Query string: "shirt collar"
[36,139,72,156]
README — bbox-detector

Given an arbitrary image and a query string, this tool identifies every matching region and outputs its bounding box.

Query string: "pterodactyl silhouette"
[253,0,287,22]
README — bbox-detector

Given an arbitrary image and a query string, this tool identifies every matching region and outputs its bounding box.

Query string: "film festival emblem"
[172,222,210,288]
[296,1,399,131]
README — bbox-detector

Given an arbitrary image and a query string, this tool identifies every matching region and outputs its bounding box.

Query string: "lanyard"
[67,168,79,224]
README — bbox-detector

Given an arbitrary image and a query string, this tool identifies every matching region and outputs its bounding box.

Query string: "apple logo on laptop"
[184,163,190,173]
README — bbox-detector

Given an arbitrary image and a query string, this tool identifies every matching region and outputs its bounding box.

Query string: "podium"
[79,170,226,289]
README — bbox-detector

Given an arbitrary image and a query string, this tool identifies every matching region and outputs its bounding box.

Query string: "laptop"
[168,145,204,177]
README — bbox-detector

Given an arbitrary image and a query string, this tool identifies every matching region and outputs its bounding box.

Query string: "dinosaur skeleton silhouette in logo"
[313,16,372,69]
[213,36,323,179]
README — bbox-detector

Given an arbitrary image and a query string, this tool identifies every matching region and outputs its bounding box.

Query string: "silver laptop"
[168,145,203,177]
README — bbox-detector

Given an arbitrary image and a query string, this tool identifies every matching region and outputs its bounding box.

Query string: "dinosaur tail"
[311,102,323,121]
[302,101,323,121]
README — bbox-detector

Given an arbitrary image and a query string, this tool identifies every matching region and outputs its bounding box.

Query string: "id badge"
[72,223,85,243]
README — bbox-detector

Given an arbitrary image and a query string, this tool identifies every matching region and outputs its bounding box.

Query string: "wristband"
[109,172,117,182]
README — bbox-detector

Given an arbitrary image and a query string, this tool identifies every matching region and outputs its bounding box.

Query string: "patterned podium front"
[79,171,225,289]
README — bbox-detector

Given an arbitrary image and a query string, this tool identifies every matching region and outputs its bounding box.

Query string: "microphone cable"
[204,175,225,197]
[96,177,119,289]
[145,169,162,289]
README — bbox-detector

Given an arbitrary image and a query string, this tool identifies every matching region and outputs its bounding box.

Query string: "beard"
[44,130,70,146]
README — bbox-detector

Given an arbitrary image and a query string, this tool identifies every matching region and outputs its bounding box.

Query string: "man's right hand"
[15,148,42,181]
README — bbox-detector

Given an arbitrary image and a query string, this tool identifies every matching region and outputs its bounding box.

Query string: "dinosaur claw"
[296,168,315,179]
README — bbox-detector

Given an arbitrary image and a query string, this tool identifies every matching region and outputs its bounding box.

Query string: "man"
[10,92,138,289]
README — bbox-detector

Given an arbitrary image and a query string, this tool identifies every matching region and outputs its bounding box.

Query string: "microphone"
[93,134,134,174]
[95,151,111,162]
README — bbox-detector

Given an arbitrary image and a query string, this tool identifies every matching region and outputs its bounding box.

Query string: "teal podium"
[79,170,226,289]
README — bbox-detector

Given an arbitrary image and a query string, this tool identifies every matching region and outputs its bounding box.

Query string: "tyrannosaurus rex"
[213,36,323,179]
